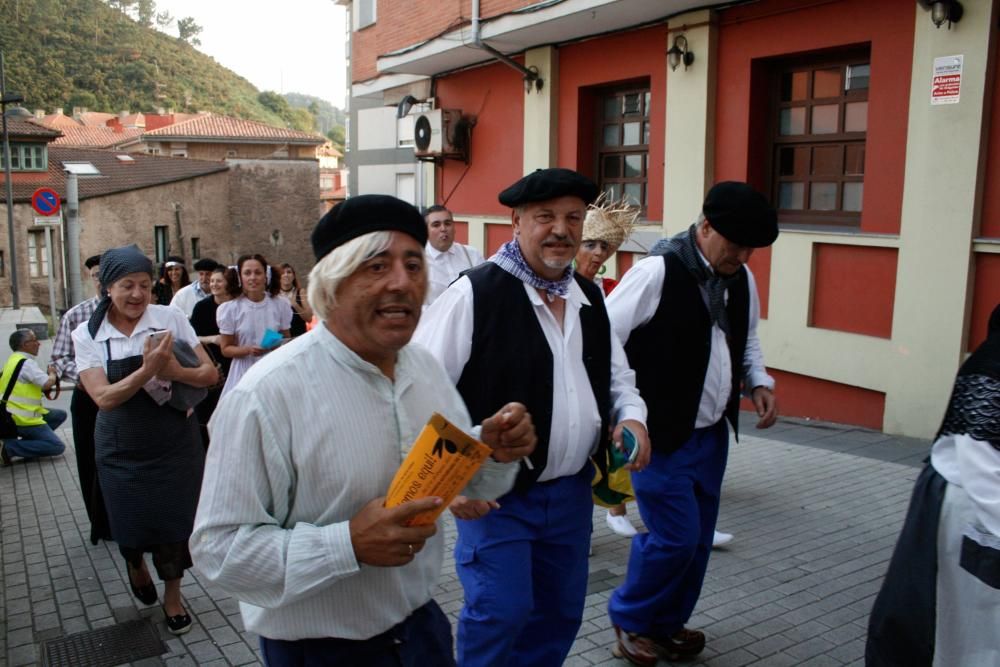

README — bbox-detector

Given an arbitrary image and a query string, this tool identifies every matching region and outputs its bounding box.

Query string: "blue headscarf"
[87,245,154,337]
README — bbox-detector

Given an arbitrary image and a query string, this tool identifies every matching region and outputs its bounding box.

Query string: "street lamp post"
[1,51,23,309]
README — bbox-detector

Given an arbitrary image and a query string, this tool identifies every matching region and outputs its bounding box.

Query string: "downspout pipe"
[471,0,543,92]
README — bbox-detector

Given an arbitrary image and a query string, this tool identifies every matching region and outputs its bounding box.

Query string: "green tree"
[176,16,201,46]
[135,0,156,27]
[66,90,97,112]
[258,90,291,117]
[288,107,316,132]
[327,125,345,152]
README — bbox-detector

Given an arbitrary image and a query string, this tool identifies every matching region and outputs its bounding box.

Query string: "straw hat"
[582,193,640,250]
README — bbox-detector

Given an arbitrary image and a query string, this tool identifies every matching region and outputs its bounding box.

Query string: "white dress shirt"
[72,305,200,373]
[605,254,773,429]
[191,324,518,640]
[424,242,485,306]
[414,275,647,482]
[170,282,210,318]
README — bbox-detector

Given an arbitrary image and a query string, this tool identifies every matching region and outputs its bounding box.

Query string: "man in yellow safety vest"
[0,328,66,465]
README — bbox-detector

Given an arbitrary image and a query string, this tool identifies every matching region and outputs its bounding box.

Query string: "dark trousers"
[609,420,729,636]
[258,600,455,667]
[71,387,112,544]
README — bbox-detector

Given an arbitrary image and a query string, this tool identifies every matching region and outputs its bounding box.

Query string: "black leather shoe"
[163,607,192,635]
[131,581,158,605]
[0,442,11,466]
[127,564,158,605]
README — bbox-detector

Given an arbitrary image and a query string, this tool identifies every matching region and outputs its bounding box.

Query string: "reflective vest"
[0,352,48,426]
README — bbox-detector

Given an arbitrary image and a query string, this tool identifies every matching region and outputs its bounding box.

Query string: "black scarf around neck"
[651,224,737,334]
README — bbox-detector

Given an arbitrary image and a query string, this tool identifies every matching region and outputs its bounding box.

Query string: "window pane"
[778,182,805,209]
[623,122,641,146]
[781,71,807,101]
[811,104,838,134]
[624,154,642,177]
[846,63,870,90]
[604,96,620,119]
[623,183,642,206]
[844,101,868,132]
[604,183,621,201]
[813,68,841,98]
[642,122,650,145]
[843,182,863,212]
[778,146,809,176]
[643,92,651,117]
[810,182,838,210]
[603,125,619,146]
[603,155,621,178]
[845,144,865,175]
[811,145,843,176]
[624,93,641,115]
[780,107,805,135]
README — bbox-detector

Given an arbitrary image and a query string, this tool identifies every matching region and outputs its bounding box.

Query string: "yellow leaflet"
[385,412,492,526]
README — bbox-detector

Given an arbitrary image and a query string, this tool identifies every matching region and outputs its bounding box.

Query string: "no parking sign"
[30,188,61,216]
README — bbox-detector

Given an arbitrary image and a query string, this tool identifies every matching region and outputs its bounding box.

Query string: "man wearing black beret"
[170,257,221,318]
[193,194,535,665]
[415,168,650,666]
[604,181,779,665]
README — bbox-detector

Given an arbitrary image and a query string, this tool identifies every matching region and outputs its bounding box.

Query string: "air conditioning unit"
[413,109,471,162]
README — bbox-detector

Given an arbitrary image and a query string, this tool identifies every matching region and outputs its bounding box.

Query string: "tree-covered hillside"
[0,0,343,138]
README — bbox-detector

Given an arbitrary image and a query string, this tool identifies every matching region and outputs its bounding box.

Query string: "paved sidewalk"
[0,412,928,666]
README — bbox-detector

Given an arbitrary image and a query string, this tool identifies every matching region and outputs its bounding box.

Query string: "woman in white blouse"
[72,245,218,636]
[217,254,292,396]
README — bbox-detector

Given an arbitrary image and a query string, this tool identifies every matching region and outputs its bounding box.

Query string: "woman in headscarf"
[71,245,217,636]
[217,253,292,396]
[575,197,642,538]
[152,256,190,306]
[867,303,1000,666]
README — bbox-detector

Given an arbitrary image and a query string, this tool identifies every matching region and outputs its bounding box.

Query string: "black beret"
[193,258,220,271]
[312,195,428,261]
[498,168,599,208]
[702,181,779,248]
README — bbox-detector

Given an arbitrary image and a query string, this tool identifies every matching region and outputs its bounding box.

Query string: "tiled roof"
[0,147,228,203]
[143,113,325,144]
[52,126,144,149]
[36,113,83,129]
[77,112,116,127]
[5,118,62,139]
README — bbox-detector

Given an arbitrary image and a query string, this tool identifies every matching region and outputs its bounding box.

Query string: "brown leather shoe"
[612,625,659,666]
[649,627,706,660]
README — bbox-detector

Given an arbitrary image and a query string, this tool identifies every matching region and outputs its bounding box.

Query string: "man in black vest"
[414,168,650,667]
[604,181,779,666]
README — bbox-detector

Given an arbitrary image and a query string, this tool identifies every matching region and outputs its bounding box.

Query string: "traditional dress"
[73,302,205,579]
[215,294,292,396]
[866,305,1000,667]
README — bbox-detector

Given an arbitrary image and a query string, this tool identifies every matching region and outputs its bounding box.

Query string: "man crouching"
[191,194,535,666]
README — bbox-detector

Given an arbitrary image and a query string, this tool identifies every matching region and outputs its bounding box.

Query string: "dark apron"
[94,350,204,549]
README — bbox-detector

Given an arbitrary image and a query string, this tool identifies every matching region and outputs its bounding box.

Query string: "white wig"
[307,231,393,322]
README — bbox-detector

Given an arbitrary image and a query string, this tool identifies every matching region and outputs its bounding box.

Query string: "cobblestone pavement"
[0,412,928,666]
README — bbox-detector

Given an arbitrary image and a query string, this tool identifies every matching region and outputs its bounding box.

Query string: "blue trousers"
[258,600,454,667]
[455,465,593,667]
[4,409,67,460]
[608,420,729,636]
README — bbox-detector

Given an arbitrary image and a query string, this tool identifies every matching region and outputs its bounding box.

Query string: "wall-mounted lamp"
[923,0,963,29]
[667,34,694,72]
